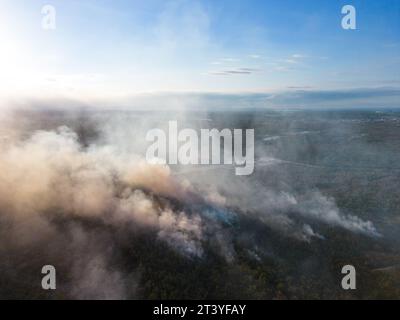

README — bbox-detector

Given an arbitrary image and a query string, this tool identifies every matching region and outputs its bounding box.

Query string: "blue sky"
[0,0,399,106]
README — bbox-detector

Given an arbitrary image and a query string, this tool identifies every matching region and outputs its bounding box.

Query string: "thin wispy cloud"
[220,58,241,62]
[283,59,298,64]
[208,67,261,76]
[274,66,292,72]
[287,86,314,89]
[292,54,307,59]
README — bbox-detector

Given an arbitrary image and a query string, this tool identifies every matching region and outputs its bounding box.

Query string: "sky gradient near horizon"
[0,0,399,106]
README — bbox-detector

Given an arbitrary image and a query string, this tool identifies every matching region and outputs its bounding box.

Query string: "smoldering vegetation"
[0,107,399,299]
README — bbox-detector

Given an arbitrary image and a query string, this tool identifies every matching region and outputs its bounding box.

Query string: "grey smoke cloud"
[0,126,204,251]
[0,109,383,299]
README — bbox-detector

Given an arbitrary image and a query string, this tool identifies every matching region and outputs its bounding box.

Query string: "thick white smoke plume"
[0,126,205,254]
